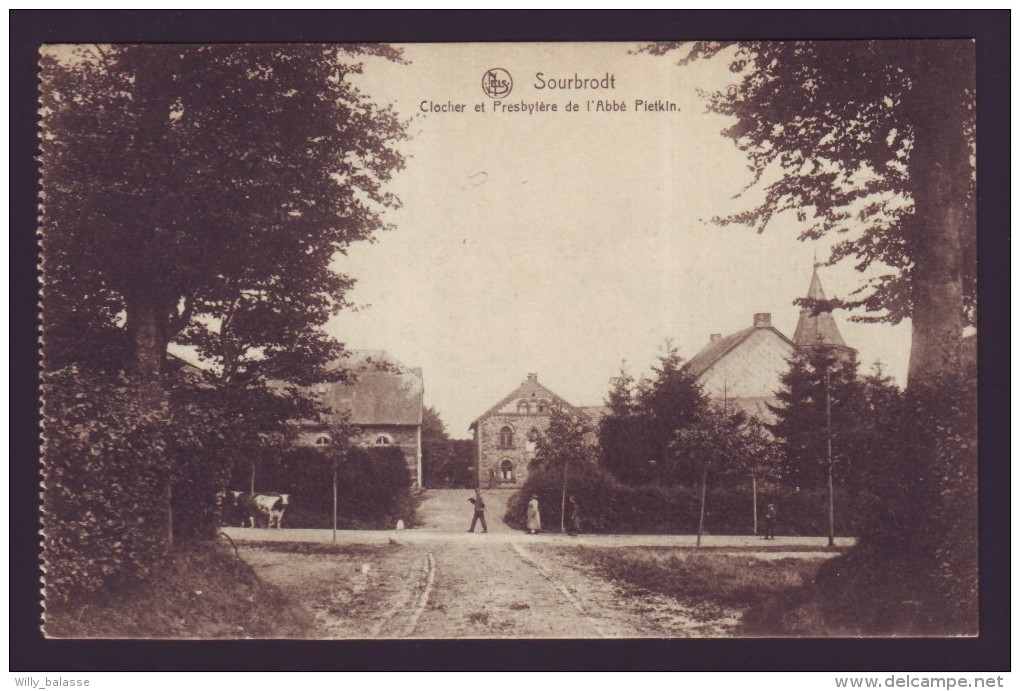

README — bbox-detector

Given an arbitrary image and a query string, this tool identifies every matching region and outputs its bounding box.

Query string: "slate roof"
[792,267,853,351]
[686,325,797,378]
[315,350,423,427]
[578,405,610,423]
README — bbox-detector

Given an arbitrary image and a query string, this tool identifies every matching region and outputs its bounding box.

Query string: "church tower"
[792,265,858,367]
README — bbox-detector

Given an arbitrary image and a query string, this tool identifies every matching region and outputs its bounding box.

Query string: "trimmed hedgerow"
[230,444,418,530]
[505,464,850,536]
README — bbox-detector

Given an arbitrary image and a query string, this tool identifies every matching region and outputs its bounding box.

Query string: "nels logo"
[482,68,513,98]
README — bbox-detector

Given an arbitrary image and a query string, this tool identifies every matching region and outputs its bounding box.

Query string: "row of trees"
[526,341,901,544]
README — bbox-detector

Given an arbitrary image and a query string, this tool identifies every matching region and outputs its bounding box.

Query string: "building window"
[498,426,514,448]
[537,400,547,413]
[374,434,393,446]
[314,435,331,446]
[316,385,328,394]
[499,459,515,482]
[517,400,529,413]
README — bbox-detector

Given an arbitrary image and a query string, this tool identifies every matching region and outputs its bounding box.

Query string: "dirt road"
[230,490,845,639]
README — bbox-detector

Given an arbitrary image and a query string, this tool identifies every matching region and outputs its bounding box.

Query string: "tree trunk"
[125,291,164,382]
[904,45,974,390]
[696,467,708,548]
[560,460,568,533]
[752,475,758,536]
[165,481,174,551]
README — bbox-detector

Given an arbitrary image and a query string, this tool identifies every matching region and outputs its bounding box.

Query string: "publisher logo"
[482,68,513,98]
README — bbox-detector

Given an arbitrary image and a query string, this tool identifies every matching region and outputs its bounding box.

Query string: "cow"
[228,491,290,528]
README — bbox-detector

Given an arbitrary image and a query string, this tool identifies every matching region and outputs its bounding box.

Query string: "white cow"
[229,492,290,528]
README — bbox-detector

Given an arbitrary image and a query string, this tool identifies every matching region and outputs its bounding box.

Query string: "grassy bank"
[570,546,828,631]
[45,540,313,638]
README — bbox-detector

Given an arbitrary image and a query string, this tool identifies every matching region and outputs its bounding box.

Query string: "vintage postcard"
[38,40,978,641]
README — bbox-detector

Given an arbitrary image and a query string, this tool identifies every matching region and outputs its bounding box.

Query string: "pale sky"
[327,43,913,437]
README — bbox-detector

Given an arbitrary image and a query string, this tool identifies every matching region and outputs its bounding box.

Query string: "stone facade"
[297,350,424,488]
[470,373,601,489]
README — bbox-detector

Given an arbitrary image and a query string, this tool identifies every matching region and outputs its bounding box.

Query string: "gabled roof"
[313,350,423,427]
[469,374,584,429]
[686,325,797,379]
[792,267,854,352]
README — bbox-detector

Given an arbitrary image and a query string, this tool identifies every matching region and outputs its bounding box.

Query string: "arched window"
[517,400,529,413]
[374,434,393,446]
[498,426,514,448]
[537,400,547,413]
[500,459,515,482]
[314,435,331,446]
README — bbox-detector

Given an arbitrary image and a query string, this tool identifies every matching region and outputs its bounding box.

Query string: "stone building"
[469,373,603,489]
[297,350,424,488]
[686,267,857,422]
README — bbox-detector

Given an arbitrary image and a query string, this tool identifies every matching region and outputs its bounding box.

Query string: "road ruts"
[371,550,436,638]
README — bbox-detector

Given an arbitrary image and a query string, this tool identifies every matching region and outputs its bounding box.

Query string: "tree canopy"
[40,44,407,385]
[648,40,975,387]
[598,342,711,485]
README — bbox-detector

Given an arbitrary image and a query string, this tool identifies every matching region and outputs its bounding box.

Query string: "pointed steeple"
[793,265,850,350]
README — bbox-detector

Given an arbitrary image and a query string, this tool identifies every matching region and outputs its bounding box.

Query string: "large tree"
[767,347,861,490]
[40,44,406,385]
[648,40,975,389]
[649,41,977,630]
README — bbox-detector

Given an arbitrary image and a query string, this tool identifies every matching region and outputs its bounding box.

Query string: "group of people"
[467,490,582,536]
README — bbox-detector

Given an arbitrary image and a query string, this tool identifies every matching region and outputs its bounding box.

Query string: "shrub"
[505,464,851,536]
[42,367,171,604]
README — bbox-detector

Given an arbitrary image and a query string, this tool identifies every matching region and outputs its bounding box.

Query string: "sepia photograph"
[31,25,991,652]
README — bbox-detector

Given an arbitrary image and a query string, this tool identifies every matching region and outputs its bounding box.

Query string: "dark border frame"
[11,10,1010,672]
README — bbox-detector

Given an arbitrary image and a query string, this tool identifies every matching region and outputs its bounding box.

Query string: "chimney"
[710,333,722,343]
[753,312,771,328]
[526,373,537,382]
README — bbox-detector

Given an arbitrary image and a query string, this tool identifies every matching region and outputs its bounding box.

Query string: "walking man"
[467,489,488,533]
[567,495,581,536]
[763,503,777,540]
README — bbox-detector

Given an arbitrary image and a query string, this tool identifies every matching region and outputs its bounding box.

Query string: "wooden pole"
[250,461,256,495]
[332,462,338,544]
[560,459,568,533]
[697,467,708,548]
[825,365,835,547]
[752,474,758,536]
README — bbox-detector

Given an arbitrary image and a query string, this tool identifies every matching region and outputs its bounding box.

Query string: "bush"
[230,444,418,529]
[505,465,851,536]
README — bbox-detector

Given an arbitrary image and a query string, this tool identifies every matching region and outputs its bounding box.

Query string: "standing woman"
[526,494,541,535]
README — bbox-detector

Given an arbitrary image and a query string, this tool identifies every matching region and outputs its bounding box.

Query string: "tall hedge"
[230,444,416,529]
[505,465,850,536]
[43,368,172,604]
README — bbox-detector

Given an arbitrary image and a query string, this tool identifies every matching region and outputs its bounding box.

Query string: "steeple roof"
[792,266,851,350]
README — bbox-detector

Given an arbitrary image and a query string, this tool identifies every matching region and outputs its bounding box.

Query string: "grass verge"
[570,546,826,629]
[44,540,313,639]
